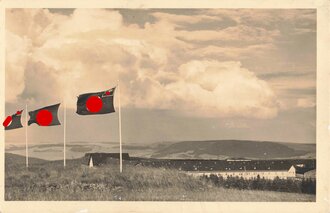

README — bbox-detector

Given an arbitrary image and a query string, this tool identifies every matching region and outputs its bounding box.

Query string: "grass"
[5,157,315,201]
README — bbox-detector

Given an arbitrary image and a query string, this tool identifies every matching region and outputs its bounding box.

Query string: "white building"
[187,165,313,180]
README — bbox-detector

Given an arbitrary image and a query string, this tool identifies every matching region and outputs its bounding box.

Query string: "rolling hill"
[151,140,316,159]
[5,140,315,160]
[5,152,47,165]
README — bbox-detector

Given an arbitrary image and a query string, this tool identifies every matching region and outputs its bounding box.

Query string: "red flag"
[3,110,23,130]
[28,104,61,126]
[76,88,116,115]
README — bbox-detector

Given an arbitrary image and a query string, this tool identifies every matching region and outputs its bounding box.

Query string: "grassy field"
[5,154,315,201]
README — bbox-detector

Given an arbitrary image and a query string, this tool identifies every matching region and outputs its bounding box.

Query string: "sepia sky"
[5,9,316,145]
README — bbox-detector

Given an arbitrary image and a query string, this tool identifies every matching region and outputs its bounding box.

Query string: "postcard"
[0,1,329,212]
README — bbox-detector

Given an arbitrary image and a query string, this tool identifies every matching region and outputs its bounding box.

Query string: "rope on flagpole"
[118,80,122,173]
[25,104,29,168]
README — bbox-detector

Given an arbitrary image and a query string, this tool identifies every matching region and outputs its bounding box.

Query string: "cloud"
[20,61,61,105]
[108,60,278,119]
[5,31,31,102]
[258,71,313,79]
[61,9,123,33]
[5,9,64,47]
[165,60,278,118]
[189,43,276,59]
[177,25,280,43]
[151,12,222,25]
[202,9,316,31]
[258,67,315,112]
[7,8,317,119]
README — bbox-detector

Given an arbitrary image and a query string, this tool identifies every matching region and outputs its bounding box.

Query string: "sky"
[5,9,316,145]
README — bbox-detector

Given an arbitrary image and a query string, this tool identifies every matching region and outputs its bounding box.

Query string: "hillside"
[5,152,47,166]
[5,140,316,160]
[151,140,315,159]
[5,153,315,201]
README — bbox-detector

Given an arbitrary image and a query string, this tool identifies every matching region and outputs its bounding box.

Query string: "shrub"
[202,175,316,194]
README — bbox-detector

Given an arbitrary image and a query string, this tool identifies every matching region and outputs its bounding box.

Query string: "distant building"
[84,153,130,168]
[293,165,316,179]
[82,153,315,180]
[187,164,315,180]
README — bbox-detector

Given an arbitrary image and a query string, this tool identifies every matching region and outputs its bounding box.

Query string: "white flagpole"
[118,81,122,173]
[63,102,66,167]
[25,104,29,168]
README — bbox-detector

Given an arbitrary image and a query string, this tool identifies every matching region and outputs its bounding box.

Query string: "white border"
[0,1,329,212]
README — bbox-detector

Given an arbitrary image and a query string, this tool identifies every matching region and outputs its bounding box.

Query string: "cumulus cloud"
[177,25,280,43]
[165,61,278,118]
[6,8,316,119]
[107,60,278,119]
[5,31,31,102]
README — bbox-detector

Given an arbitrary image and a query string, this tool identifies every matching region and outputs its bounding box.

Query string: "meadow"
[5,155,315,201]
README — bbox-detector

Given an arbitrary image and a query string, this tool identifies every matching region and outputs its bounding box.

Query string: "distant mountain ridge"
[5,140,315,160]
[151,140,315,159]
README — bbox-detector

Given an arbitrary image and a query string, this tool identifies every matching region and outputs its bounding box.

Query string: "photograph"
[3,8,318,202]
[1,2,329,212]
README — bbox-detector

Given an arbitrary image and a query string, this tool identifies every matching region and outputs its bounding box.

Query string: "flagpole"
[63,102,66,167]
[118,80,122,173]
[25,104,28,168]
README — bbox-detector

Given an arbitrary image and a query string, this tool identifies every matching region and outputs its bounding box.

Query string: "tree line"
[201,174,316,194]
